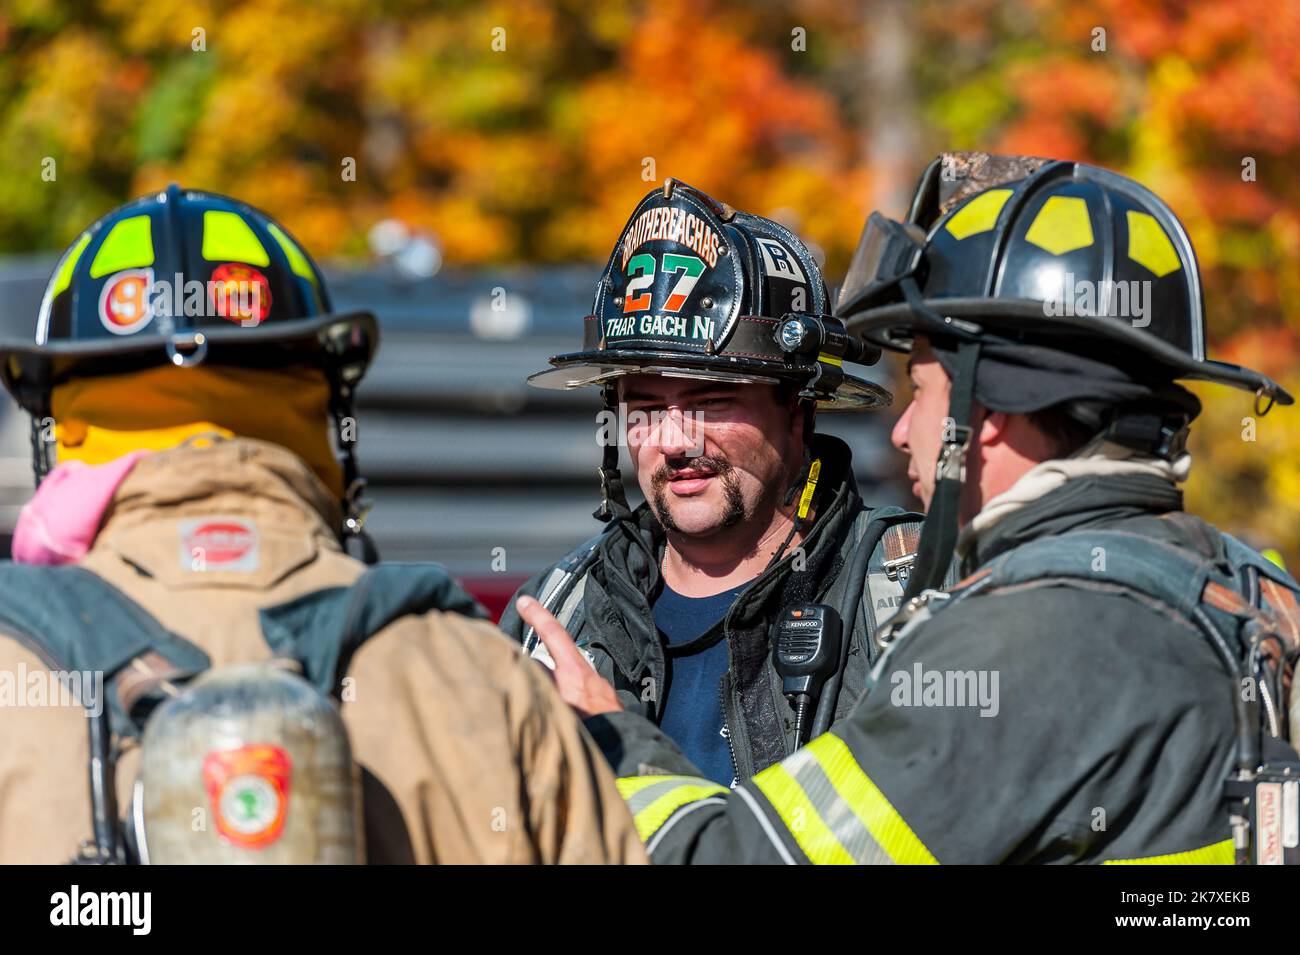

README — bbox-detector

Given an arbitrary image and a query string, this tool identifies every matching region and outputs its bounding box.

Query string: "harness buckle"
[883,552,916,584]
[877,588,951,648]
[935,425,973,483]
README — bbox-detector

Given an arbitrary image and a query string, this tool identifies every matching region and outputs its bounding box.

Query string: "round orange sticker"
[98,269,155,334]
[209,263,272,325]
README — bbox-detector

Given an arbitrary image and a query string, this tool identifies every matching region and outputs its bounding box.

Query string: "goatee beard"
[650,455,745,534]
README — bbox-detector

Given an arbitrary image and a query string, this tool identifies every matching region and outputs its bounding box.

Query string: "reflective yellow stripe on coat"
[616,775,728,842]
[1103,840,1234,865]
[751,733,938,865]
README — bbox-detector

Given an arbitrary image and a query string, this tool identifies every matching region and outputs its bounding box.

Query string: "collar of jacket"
[97,436,344,544]
[592,432,865,653]
[962,470,1184,574]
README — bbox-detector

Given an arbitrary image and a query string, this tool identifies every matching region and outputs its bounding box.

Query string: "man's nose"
[647,406,703,457]
[891,400,913,453]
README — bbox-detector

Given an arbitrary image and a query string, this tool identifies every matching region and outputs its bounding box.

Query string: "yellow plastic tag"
[797,458,822,520]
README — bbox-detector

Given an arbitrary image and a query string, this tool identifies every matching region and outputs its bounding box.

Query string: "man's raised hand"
[516,595,623,718]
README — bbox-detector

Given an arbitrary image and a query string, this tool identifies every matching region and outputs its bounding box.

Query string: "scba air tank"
[140,662,361,863]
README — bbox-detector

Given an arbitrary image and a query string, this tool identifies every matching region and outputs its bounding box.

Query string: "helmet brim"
[845,297,1294,407]
[0,310,379,413]
[528,349,892,412]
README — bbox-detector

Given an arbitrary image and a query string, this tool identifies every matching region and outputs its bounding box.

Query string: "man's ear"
[977,407,1009,447]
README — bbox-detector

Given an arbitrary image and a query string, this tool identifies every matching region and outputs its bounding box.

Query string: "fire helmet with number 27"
[529,178,893,520]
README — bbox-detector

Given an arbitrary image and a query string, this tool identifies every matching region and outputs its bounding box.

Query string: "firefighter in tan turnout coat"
[0,187,644,865]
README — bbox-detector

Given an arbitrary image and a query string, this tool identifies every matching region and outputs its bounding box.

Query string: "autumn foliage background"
[0,0,1296,558]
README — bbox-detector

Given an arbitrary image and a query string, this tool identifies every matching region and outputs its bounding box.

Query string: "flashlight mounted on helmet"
[774,313,881,402]
[775,313,878,365]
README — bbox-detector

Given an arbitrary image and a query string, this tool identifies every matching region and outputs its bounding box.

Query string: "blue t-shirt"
[652,580,751,788]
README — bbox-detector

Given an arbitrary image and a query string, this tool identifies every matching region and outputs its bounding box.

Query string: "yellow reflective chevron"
[50,233,91,298]
[1024,195,1094,255]
[1126,210,1182,277]
[268,222,318,284]
[616,775,727,842]
[945,189,1012,241]
[752,732,937,864]
[1103,839,1234,865]
[89,215,155,278]
[202,209,270,266]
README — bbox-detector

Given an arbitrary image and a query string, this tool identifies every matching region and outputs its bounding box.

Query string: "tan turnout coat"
[0,438,645,864]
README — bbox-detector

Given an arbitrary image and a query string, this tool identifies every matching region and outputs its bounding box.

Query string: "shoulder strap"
[258,561,489,697]
[0,560,495,734]
[954,525,1300,796]
[957,525,1296,611]
[823,506,926,651]
[947,526,1300,679]
[0,564,209,739]
[955,528,1219,620]
[522,527,612,654]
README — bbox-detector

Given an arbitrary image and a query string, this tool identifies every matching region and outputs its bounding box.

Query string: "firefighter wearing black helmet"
[500,179,925,790]
[0,186,644,864]
[519,156,1300,864]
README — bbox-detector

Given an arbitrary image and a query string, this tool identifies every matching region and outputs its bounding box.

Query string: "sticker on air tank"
[203,743,292,850]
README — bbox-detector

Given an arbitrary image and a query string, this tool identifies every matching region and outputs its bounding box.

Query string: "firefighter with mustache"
[500,179,923,789]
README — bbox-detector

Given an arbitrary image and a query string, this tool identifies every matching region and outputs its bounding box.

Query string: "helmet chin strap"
[902,335,982,601]
[326,372,379,563]
[594,383,634,523]
[892,275,985,599]
[29,409,53,486]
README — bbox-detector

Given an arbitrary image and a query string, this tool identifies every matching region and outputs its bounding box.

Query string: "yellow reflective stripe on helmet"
[202,209,270,266]
[267,222,318,284]
[1126,210,1182,278]
[1024,195,1094,256]
[50,232,91,298]
[89,215,155,278]
[1103,839,1234,865]
[616,775,727,842]
[945,189,1012,241]
[752,733,938,864]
